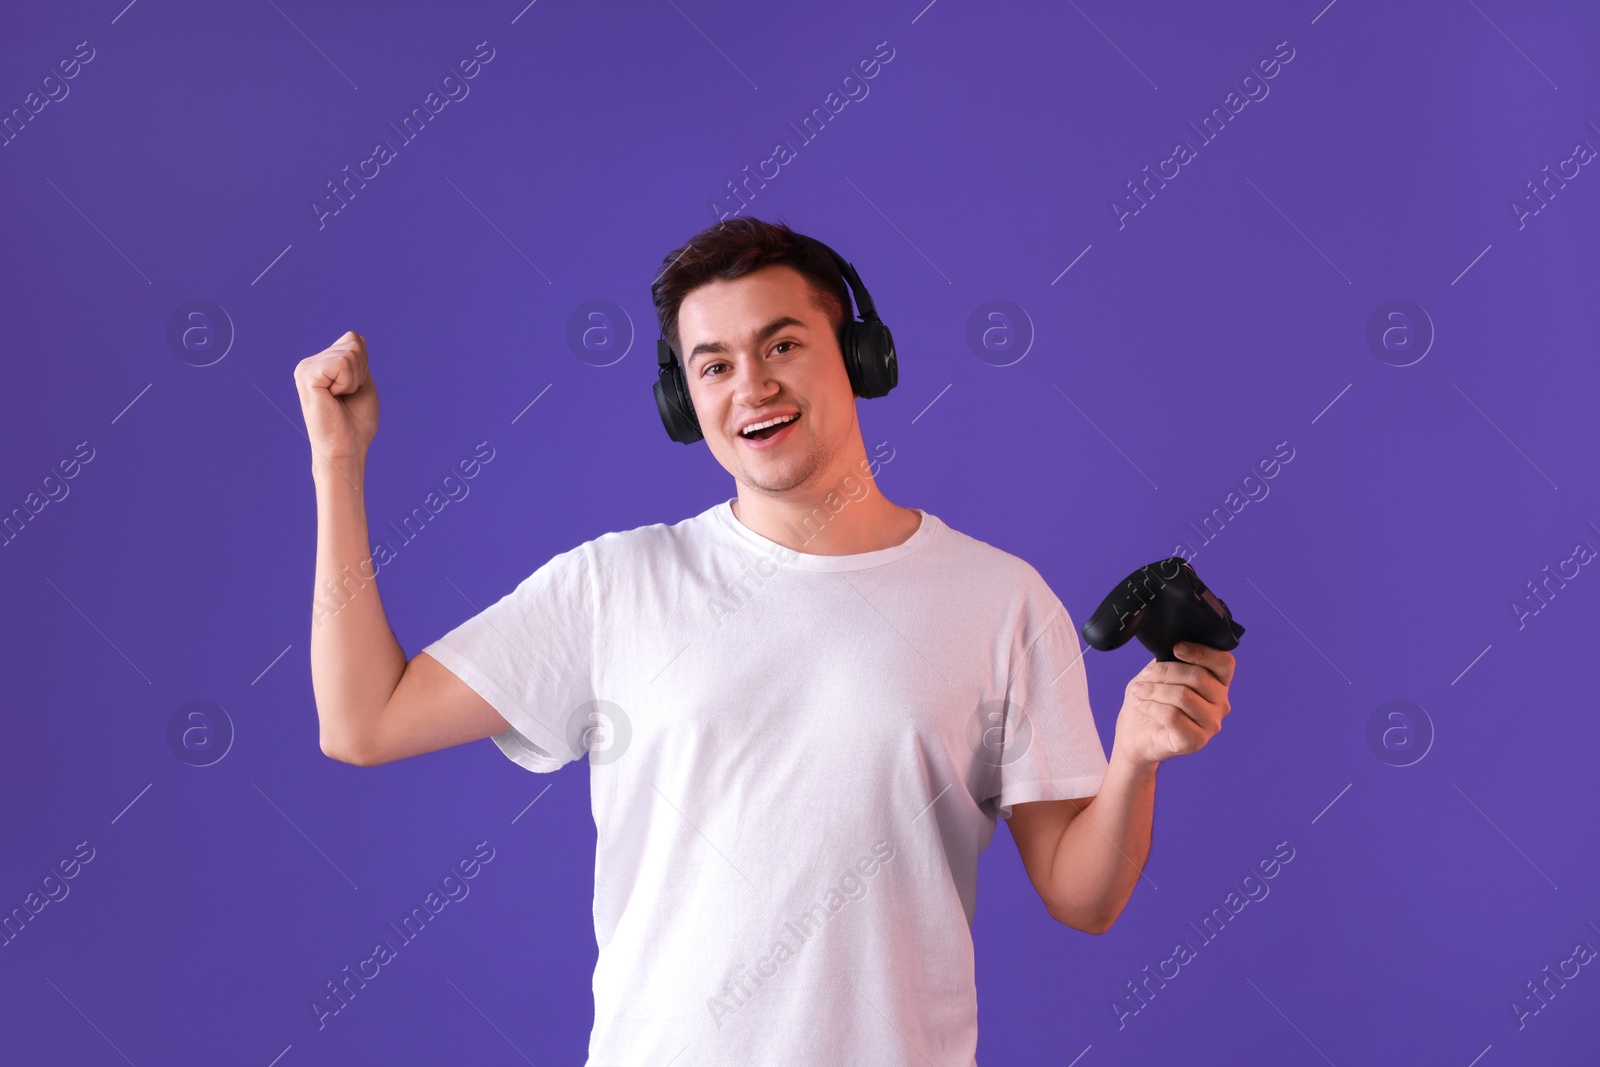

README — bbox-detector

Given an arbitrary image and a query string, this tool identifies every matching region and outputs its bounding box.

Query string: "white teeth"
[740,413,798,437]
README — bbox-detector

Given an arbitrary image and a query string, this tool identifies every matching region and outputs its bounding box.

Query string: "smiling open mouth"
[740,412,800,441]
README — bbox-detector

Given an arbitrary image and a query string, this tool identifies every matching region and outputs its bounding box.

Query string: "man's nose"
[729,354,778,400]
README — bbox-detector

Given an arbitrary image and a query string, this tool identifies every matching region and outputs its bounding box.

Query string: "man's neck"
[732,484,921,556]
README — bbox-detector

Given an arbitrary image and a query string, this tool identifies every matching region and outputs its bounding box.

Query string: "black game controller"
[1081,558,1245,662]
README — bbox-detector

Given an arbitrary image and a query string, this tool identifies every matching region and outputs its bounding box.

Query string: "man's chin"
[738,464,815,496]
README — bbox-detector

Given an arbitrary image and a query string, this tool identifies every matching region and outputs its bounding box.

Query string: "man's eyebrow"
[687,316,808,367]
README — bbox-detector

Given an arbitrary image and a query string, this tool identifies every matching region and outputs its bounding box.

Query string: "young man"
[296,217,1235,1065]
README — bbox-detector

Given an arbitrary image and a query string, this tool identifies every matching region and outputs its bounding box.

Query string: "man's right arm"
[297,331,510,767]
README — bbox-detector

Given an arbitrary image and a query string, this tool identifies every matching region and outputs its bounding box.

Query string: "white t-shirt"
[422,497,1109,1066]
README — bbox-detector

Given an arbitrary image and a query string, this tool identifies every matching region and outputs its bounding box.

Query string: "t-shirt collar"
[710,496,939,572]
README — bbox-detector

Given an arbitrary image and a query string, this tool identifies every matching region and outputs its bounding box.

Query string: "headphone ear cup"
[846,320,898,399]
[838,322,866,398]
[654,360,704,444]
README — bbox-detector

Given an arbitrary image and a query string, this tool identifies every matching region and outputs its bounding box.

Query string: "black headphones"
[652,234,898,444]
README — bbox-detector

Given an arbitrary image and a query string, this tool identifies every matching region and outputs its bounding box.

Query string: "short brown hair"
[651,217,851,366]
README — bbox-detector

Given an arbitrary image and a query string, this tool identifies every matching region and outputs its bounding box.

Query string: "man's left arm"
[1006,641,1236,934]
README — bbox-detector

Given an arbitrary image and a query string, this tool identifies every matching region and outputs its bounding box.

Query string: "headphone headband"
[798,235,880,326]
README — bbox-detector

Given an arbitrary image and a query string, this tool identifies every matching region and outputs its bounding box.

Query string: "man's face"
[676,264,858,497]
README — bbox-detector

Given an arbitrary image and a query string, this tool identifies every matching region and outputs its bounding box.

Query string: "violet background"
[2,0,1596,1064]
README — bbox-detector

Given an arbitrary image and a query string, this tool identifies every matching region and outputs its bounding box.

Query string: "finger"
[1174,642,1235,687]
[1151,702,1209,755]
[1172,641,1221,677]
[335,331,367,367]
[1141,661,1227,706]
[319,350,366,396]
[298,357,346,398]
[1139,682,1222,731]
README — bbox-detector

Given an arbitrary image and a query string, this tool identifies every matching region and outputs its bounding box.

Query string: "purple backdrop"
[2,0,1596,1063]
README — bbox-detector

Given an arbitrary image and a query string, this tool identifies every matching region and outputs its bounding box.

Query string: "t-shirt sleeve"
[990,587,1111,820]
[419,542,596,774]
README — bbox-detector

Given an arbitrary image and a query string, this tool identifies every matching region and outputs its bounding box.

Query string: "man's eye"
[703,343,796,377]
